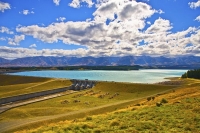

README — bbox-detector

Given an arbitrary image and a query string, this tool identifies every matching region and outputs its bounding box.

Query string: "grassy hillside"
[1,74,199,133]
[0,81,176,120]
[0,74,49,86]
[0,74,72,98]
[0,83,40,98]
[93,81,176,100]
[15,80,200,133]
[0,78,181,133]
[0,79,72,98]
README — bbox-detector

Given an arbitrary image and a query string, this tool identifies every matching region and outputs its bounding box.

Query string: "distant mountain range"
[0,56,200,68]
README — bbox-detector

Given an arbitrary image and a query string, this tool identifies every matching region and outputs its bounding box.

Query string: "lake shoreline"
[7,69,187,84]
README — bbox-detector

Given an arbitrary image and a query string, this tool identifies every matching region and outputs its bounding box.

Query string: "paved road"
[0,88,176,133]
[2,79,57,96]
[0,90,76,114]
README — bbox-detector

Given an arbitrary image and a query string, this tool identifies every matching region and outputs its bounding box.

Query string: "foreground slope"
[0,74,179,133]
[12,79,200,133]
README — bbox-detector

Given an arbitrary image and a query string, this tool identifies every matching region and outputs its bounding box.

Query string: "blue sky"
[0,0,199,59]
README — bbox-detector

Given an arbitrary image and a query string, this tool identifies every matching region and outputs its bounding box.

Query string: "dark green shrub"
[81,124,93,129]
[147,97,151,101]
[156,102,162,107]
[120,125,128,129]
[134,103,140,106]
[110,120,120,126]
[86,116,92,120]
[152,96,155,100]
[161,98,168,103]
[131,107,137,111]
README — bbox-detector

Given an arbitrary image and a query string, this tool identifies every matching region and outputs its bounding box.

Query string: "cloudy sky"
[0,0,199,59]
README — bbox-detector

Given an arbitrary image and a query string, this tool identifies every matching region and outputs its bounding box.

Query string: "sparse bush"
[81,124,92,129]
[156,102,162,107]
[131,107,137,111]
[86,116,92,121]
[147,97,151,101]
[120,125,127,129]
[73,99,80,103]
[161,98,168,104]
[72,119,78,123]
[110,120,120,127]
[152,96,155,100]
[185,125,192,131]
[66,127,72,130]
[74,125,80,130]
[134,103,140,106]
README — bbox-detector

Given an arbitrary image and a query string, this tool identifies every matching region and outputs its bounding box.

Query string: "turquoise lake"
[9,69,187,84]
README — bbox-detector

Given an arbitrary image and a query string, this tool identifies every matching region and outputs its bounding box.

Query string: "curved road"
[0,90,76,114]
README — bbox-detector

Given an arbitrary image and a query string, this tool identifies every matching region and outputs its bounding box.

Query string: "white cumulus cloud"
[53,0,60,6]
[0,26,14,34]
[15,0,200,57]
[56,17,66,22]
[29,44,37,48]
[147,21,151,25]
[195,15,200,22]
[155,9,165,14]
[8,35,25,46]
[145,18,172,34]
[0,1,10,12]
[69,0,94,8]
[188,0,200,9]
[0,46,87,59]
[20,10,34,15]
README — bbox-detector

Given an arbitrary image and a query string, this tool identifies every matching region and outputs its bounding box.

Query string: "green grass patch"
[93,81,176,99]
[0,81,176,123]
[0,83,39,98]
[1,76,192,133]
[0,75,72,98]
[0,74,50,86]
[19,96,200,133]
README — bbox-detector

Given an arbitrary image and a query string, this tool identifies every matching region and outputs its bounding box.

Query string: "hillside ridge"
[0,56,200,67]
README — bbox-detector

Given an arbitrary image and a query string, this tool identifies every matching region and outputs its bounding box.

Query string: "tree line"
[0,65,141,71]
[181,69,200,79]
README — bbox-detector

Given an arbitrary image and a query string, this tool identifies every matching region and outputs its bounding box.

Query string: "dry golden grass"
[1,74,199,133]
[13,79,200,133]
[0,74,50,86]
[0,74,72,98]
[0,80,176,122]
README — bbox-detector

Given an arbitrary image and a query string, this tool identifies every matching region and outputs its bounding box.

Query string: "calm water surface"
[9,69,187,83]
